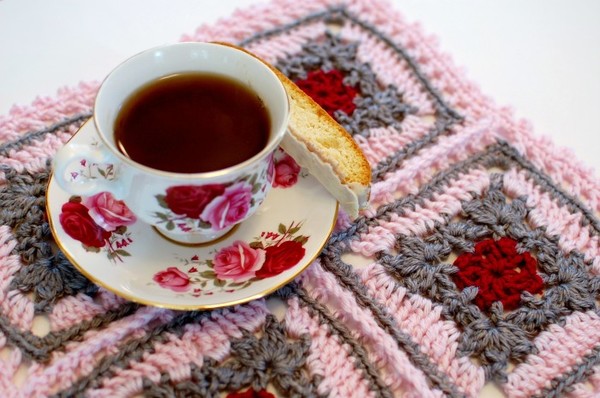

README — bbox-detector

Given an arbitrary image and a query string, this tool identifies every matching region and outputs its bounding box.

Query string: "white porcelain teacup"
[53,42,290,244]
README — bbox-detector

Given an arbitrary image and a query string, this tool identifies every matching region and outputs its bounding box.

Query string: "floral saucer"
[46,121,338,310]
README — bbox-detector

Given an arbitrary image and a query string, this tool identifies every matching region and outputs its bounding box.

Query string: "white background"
[1,1,599,395]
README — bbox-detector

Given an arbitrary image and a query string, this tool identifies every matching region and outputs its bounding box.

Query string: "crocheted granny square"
[0,1,598,397]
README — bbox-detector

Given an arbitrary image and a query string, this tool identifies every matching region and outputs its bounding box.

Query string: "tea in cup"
[53,42,290,244]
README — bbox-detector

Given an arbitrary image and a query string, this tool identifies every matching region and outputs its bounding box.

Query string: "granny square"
[0,1,598,397]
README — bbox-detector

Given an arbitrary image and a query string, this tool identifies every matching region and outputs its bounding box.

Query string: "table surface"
[1,1,599,396]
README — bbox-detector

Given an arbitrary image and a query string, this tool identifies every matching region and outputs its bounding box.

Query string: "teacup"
[53,42,290,244]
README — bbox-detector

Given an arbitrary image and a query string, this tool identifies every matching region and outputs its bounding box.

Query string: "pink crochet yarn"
[0,0,599,397]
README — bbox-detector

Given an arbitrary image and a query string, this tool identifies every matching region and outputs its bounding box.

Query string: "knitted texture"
[1,1,600,397]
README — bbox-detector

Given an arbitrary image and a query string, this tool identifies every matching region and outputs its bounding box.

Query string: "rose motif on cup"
[149,149,302,235]
[200,182,253,230]
[60,201,111,248]
[213,240,266,282]
[59,194,135,263]
[266,152,275,185]
[154,171,266,233]
[151,221,309,296]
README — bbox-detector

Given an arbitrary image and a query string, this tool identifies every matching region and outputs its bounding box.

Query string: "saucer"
[46,120,338,310]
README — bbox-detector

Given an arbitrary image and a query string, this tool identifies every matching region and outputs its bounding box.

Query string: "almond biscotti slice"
[275,71,371,219]
[217,42,371,218]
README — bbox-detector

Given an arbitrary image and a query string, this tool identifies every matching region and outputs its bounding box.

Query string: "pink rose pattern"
[213,240,265,282]
[200,182,253,230]
[59,194,135,263]
[153,267,191,292]
[84,192,137,231]
[151,221,309,297]
[272,152,301,188]
[266,152,275,185]
[153,149,303,234]
[164,184,226,219]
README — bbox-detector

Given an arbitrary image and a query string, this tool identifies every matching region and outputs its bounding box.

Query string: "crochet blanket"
[1,1,599,397]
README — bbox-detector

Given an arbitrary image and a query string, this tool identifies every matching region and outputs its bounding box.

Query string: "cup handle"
[53,142,124,198]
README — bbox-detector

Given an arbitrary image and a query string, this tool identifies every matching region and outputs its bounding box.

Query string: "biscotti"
[217,42,371,219]
[274,71,371,219]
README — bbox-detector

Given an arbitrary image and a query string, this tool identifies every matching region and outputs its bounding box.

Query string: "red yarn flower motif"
[226,388,275,398]
[295,69,359,118]
[452,237,544,312]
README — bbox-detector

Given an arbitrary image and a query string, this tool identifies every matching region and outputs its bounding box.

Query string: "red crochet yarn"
[294,69,358,118]
[226,388,275,398]
[452,237,544,312]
